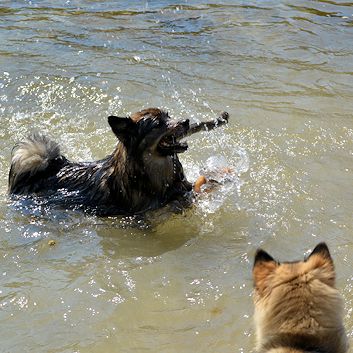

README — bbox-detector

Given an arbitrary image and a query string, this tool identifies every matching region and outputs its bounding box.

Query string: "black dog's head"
[108,108,190,156]
[108,108,191,199]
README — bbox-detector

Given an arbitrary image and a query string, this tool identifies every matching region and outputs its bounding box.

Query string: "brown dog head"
[252,242,347,353]
[253,242,335,298]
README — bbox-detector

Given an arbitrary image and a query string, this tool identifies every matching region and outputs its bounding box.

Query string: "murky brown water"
[0,1,353,352]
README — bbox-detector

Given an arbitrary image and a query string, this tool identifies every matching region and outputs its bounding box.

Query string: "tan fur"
[253,244,348,353]
[194,175,207,193]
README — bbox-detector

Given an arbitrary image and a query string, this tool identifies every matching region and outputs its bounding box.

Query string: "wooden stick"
[187,111,229,137]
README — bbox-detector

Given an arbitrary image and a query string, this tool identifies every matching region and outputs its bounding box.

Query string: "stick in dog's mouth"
[157,112,229,156]
[187,111,229,136]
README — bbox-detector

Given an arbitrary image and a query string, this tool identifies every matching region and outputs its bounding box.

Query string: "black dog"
[9,108,228,215]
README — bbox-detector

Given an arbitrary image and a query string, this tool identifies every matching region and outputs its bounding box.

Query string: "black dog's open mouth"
[158,136,188,155]
[157,119,189,155]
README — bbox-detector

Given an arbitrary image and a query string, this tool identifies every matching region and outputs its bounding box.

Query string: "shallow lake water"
[0,0,353,352]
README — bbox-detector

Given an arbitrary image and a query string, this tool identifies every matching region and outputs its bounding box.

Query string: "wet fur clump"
[252,243,348,353]
[8,108,229,216]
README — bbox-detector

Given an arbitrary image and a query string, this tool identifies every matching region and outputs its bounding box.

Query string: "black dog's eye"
[138,117,162,132]
[151,118,164,129]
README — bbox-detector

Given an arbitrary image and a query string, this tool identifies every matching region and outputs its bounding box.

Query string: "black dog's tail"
[9,133,66,194]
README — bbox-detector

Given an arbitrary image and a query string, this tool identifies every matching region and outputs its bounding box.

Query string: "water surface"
[0,1,353,352]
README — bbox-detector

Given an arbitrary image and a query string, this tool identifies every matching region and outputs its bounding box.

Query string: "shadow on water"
[2,176,249,259]
[95,212,199,259]
[5,181,240,260]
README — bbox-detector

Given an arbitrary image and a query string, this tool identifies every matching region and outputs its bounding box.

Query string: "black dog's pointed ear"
[108,116,136,143]
[308,242,332,261]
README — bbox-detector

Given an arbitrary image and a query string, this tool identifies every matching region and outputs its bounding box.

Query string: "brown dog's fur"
[8,108,228,215]
[253,243,348,353]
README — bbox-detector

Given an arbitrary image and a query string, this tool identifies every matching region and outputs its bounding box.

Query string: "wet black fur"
[9,109,194,215]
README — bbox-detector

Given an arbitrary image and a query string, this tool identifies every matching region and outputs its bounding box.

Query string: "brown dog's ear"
[254,249,275,266]
[253,249,277,294]
[307,242,335,286]
[108,116,136,144]
[308,242,332,261]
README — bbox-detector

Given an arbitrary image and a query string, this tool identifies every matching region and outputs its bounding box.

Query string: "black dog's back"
[9,133,121,213]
